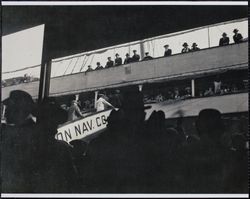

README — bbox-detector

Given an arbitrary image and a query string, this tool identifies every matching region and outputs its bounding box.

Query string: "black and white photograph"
[1,1,248,197]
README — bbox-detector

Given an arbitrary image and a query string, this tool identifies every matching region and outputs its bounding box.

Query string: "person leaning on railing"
[131,50,140,62]
[181,42,191,53]
[219,32,230,46]
[115,53,122,66]
[95,62,104,70]
[124,53,132,64]
[141,52,153,61]
[105,57,114,68]
[233,28,243,44]
[163,44,172,56]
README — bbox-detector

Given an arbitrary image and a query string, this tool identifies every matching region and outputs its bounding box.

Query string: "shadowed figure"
[175,109,242,193]
[1,90,37,193]
[34,97,79,193]
[83,87,151,192]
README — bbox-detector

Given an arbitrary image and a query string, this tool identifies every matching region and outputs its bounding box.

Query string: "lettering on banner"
[56,109,112,143]
[64,129,72,142]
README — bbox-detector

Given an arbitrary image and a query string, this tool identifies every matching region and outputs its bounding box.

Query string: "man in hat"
[96,94,115,112]
[105,57,114,68]
[219,32,230,46]
[124,53,132,64]
[1,90,37,192]
[181,42,191,53]
[191,43,200,52]
[86,65,94,72]
[233,29,243,44]
[95,62,104,70]
[131,50,140,62]
[68,98,84,121]
[115,53,122,66]
[142,52,153,61]
[163,44,172,57]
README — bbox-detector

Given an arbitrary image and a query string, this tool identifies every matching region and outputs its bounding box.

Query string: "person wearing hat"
[233,29,243,44]
[142,52,153,61]
[2,90,36,126]
[163,44,172,57]
[105,57,114,68]
[115,53,122,66]
[124,53,132,64]
[95,62,104,70]
[86,65,94,72]
[96,94,115,112]
[67,97,84,121]
[219,32,230,46]
[181,42,191,53]
[131,49,140,63]
[1,90,37,192]
[191,43,200,52]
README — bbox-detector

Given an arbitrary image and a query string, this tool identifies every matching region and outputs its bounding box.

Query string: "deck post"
[191,79,195,97]
[138,84,143,92]
[94,91,99,109]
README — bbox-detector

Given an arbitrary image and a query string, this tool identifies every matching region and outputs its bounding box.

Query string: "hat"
[233,28,238,33]
[192,43,198,47]
[145,52,149,55]
[222,32,227,36]
[108,57,111,59]
[182,42,188,47]
[164,44,169,47]
[98,93,105,97]
[115,53,119,56]
[3,90,34,107]
[133,50,137,52]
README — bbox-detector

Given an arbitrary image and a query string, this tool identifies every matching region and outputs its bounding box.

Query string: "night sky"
[2,5,248,61]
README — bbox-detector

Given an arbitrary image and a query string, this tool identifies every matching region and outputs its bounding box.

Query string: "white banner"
[55,109,112,143]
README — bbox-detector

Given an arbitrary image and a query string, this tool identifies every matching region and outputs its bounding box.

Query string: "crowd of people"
[1,88,248,193]
[84,28,245,72]
[1,28,245,88]
[143,73,247,104]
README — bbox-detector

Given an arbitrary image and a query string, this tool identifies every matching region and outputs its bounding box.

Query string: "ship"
[2,18,248,144]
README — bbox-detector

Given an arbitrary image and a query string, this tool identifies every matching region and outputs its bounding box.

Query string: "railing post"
[191,79,195,97]
[138,84,143,92]
[94,91,99,109]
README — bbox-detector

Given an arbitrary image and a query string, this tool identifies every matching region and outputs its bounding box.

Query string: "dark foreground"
[1,91,248,193]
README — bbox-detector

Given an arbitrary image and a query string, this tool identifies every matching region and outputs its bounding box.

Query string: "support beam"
[94,90,99,109]
[138,84,143,92]
[191,79,195,97]
[38,62,47,103]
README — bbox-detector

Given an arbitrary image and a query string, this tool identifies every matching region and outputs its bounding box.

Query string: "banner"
[55,109,112,143]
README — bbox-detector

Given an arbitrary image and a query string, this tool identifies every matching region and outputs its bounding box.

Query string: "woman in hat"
[181,42,191,53]
[219,32,230,46]
[233,28,243,44]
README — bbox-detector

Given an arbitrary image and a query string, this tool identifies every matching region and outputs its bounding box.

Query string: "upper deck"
[49,42,248,96]
[2,41,248,100]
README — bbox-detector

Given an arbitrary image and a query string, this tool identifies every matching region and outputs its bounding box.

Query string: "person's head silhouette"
[3,90,35,125]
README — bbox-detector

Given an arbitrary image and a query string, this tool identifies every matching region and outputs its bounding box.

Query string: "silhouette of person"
[1,90,37,192]
[219,32,230,46]
[34,97,79,192]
